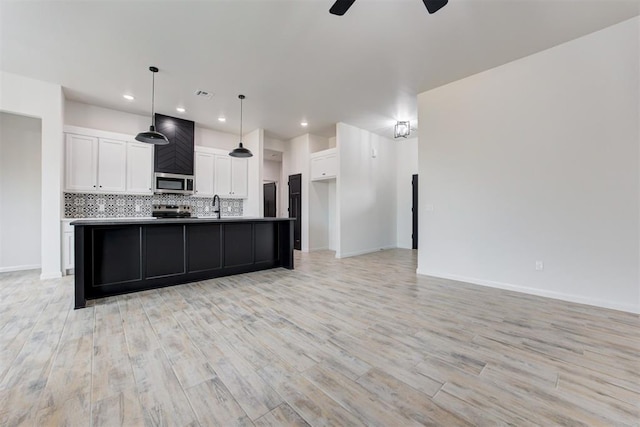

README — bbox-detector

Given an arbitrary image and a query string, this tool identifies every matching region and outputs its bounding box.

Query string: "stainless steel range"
[152,204,193,218]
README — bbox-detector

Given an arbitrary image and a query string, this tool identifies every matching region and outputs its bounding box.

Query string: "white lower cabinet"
[62,220,74,273]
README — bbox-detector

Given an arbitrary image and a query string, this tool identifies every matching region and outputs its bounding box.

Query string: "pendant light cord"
[239,96,243,143]
[151,71,156,127]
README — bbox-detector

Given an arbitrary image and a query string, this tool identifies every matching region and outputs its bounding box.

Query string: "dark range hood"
[153,114,195,175]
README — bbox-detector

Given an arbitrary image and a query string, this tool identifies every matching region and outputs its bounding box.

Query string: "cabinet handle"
[322,173,326,175]
[93,185,96,188]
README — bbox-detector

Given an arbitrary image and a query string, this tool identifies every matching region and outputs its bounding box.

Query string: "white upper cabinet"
[214,155,232,196]
[231,157,248,198]
[194,151,215,197]
[65,127,150,194]
[65,134,98,191]
[310,148,337,181]
[213,154,247,198]
[97,138,127,192]
[126,142,153,194]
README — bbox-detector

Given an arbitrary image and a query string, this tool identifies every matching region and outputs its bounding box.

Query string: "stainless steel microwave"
[153,172,194,195]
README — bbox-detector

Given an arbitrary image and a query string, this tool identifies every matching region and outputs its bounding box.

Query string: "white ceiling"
[1,0,638,141]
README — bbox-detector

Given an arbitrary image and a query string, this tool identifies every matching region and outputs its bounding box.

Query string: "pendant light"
[135,66,169,145]
[229,94,253,157]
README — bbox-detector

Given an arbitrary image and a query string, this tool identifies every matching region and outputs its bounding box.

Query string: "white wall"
[328,181,337,250]
[263,159,282,217]
[417,17,640,313]
[396,137,419,249]
[336,122,397,258]
[66,100,240,150]
[309,181,330,250]
[196,127,239,151]
[0,113,42,271]
[1,71,64,279]
[264,136,286,152]
[263,160,281,182]
[243,129,263,217]
[65,100,148,136]
[282,134,310,251]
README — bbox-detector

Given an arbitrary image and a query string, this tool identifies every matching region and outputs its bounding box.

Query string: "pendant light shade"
[229,94,253,158]
[136,66,169,145]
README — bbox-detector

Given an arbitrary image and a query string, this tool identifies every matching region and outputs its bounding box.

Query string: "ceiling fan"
[330,0,448,16]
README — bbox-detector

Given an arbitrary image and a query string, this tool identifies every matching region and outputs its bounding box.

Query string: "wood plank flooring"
[1,249,638,426]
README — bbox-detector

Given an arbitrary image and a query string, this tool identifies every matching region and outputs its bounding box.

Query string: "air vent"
[194,90,214,99]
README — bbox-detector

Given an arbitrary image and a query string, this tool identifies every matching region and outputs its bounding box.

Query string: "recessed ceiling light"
[218,117,226,122]
[301,121,308,127]
[176,107,186,113]
[123,94,134,101]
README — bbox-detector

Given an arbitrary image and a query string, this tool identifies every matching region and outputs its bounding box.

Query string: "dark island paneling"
[73,218,294,308]
[187,223,222,273]
[224,223,254,268]
[92,227,141,286]
[145,224,185,278]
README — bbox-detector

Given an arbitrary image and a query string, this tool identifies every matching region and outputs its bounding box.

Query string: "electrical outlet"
[135,205,141,212]
[205,206,209,212]
[228,206,232,212]
[535,260,544,271]
[98,204,105,212]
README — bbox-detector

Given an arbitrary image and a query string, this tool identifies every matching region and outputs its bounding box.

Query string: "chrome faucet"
[212,194,221,219]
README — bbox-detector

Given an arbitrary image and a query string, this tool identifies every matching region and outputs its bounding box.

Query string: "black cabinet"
[154,114,195,175]
[187,223,222,273]
[73,218,295,308]
[145,225,185,278]
[92,227,142,286]
[254,222,277,264]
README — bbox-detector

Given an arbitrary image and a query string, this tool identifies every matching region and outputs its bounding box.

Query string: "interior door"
[412,174,418,250]
[288,174,302,250]
[264,182,277,217]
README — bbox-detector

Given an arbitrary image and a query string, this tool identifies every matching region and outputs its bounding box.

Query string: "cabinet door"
[214,155,232,196]
[63,231,74,271]
[97,138,127,192]
[194,152,215,197]
[126,142,153,194]
[323,154,337,178]
[65,134,98,191]
[231,158,248,198]
[311,156,327,181]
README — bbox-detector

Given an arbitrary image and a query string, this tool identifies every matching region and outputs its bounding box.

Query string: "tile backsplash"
[64,192,243,218]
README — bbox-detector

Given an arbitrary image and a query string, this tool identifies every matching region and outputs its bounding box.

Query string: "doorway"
[412,174,418,250]
[263,182,276,217]
[288,174,302,250]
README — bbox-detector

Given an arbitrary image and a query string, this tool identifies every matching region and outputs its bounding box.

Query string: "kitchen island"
[71,217,294,308]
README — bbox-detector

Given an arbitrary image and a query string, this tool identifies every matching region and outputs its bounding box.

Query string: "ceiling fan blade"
[422,0,448,14]
[330,0,356,16]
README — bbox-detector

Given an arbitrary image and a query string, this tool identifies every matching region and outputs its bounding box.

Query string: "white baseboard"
[337,245,396,259]
[40,271,63,280]
[416,270,639,314]
[0,264,41,273]
[309,246,330,252]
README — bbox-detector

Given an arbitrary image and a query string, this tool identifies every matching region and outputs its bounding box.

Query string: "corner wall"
[396,137,418,249]
[0,113,42,271]
[336,122,397,258]
[417,17,640,313]
[0,71,64,279]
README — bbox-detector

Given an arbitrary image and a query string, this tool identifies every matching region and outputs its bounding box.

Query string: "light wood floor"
[1,249,638,426]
